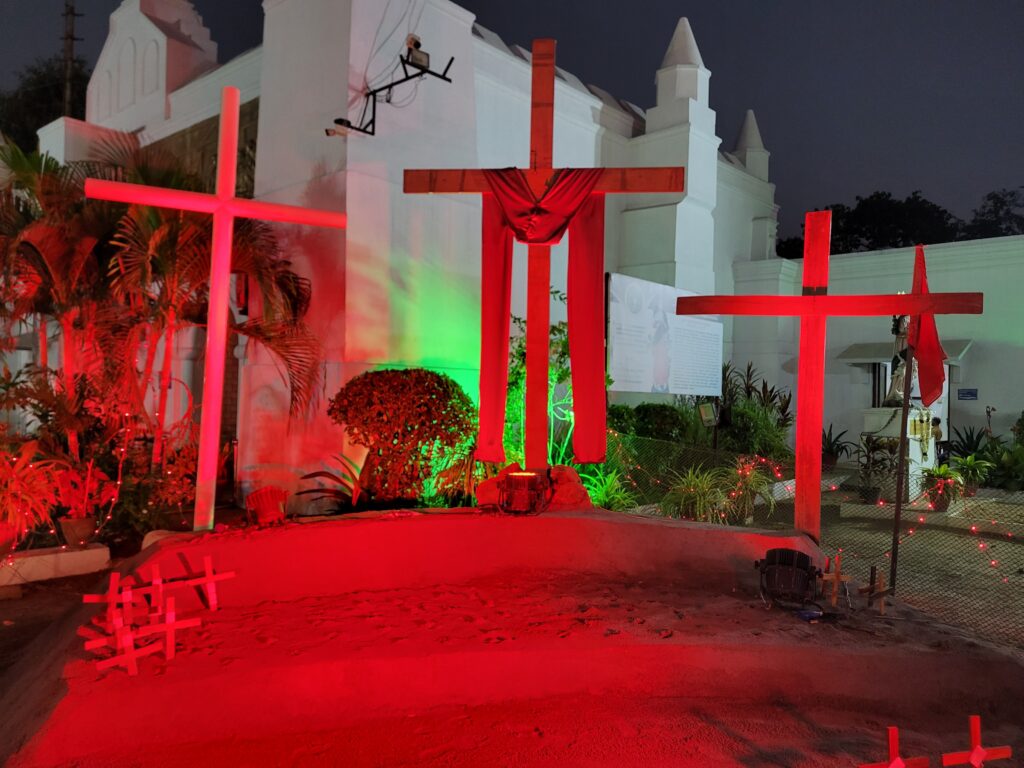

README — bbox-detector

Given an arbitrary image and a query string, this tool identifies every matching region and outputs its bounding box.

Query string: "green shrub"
[607,404,636,435]
[633,403,683,442]
[720,398,790,459]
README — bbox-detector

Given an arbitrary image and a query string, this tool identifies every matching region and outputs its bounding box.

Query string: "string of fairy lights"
[605,429,1022,595]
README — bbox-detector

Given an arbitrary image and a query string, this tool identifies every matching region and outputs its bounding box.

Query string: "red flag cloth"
[908,244,947,407]
[477,168,606,463]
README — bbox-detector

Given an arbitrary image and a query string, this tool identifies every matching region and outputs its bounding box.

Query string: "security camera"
[325,128,341,137]
[406,34,430,69]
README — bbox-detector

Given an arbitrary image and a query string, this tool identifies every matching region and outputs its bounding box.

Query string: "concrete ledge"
[0,544,110,587]
[131,508,821,611]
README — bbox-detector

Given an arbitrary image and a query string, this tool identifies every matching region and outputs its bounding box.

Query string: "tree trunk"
[59,313,80,462]
[152,309,176,468]
[38,316,48,369]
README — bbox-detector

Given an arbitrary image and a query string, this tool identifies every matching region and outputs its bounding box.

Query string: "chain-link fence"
[603,432,1024,648]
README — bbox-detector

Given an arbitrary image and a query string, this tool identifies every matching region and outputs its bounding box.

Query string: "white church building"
[35,0,1024,498]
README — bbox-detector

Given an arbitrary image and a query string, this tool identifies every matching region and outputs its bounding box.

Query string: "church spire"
[735,109,765,152]
[734,109,770,181]
[661,17,704,68]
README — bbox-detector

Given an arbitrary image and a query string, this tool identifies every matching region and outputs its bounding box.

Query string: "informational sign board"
[957,388,978,401]
[606,273,723,396]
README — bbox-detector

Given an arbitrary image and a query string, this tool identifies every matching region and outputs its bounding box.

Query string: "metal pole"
[888,343,916,593]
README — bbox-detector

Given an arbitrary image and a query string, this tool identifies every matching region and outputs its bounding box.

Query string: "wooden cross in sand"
[405,39,685,470]
[677,211,983,540]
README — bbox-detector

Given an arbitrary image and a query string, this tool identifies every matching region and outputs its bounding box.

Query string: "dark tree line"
[0,55,91,152]
[776,187,1024,259]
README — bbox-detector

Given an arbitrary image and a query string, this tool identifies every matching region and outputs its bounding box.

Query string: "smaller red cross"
[942,716,1012,766]
[860,726,931,768]
[677,210,983,540]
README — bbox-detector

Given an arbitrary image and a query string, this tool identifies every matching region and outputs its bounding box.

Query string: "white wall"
[733,235,1024,443]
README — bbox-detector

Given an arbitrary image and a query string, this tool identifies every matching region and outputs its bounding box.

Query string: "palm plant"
[0,142,125,459]
[0,440,63,548]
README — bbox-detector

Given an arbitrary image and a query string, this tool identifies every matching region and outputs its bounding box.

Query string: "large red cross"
[85,86,347,531]
[404,39,685,470]
[676,211,983,540]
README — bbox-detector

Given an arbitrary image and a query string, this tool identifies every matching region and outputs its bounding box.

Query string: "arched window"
[117,39,136,110]
[142,40,159,95]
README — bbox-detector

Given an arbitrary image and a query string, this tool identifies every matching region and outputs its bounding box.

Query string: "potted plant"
[56,461,117,548]
[920,464,964,513]
[856,437,898,504]
[0,441,62,553]
[822,424,855,470]
[953,454,994,497]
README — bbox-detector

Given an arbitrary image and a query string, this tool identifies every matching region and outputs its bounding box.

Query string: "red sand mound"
[4,510,1023,767]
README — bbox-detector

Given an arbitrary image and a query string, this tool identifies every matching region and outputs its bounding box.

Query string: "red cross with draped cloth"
[405,39,685,470]
[677,211,983,540]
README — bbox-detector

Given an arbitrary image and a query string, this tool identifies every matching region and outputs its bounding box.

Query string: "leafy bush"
[953,454,993,490]
[327,368,477,503]
[988,443,1024,492]
[720,399,790,459]
[607,404,637,435]
[633,403,684,442]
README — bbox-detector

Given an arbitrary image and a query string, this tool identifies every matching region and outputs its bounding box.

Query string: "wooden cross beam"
[941,715,1012,766]
[405,39,685,470]
[858,726,931,768]
[677,211,983,540]
[85,86,347,531]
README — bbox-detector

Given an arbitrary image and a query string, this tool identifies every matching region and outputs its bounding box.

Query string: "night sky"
[2,0,1022,236]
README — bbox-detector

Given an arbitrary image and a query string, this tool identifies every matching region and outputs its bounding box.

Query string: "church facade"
[35,0,1022,500]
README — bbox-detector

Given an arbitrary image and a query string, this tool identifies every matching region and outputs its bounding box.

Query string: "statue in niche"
[882,314,913,407]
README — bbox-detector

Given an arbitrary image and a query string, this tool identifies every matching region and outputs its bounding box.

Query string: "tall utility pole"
[62,0,82,117]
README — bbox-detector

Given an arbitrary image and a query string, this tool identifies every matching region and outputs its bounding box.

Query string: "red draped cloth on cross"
[405,39,685,470]
[479,168,605,463]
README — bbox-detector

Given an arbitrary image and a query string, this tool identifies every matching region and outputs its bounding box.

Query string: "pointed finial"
[735,109,766,152]
[661,17,704,68]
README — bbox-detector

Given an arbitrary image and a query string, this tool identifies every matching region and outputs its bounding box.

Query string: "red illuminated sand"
[4,509,1023,767]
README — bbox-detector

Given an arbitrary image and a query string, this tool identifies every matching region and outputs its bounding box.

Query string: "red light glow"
[85,86,346,530]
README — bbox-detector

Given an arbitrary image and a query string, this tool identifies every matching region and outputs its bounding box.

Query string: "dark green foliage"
[822,424,855,459]
[0,55,91,151]
[607,404,636,435]
[963,187,1024,238]
[719,399,790,459]
[327,368,477,503]
[950,426,988,459]
[1012,411,1024,446]
[632,403,683,442]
